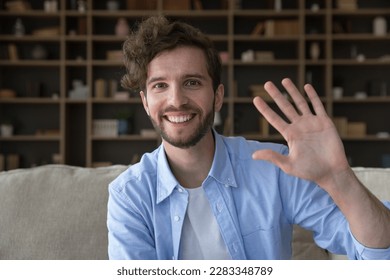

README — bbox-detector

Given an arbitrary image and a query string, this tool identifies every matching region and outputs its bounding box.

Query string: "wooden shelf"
[1,0,390,169]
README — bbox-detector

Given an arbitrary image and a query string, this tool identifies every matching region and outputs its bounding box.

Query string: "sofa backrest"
[0,165,388,260]
[0,164,128,260]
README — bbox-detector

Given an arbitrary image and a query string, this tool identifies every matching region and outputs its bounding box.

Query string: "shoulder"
[109,147,160,198]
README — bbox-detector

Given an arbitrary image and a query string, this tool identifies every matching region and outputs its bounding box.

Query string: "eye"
[185,80,201,87]
[152,83,168,90]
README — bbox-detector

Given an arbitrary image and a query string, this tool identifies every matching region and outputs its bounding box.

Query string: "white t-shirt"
[179,186,231,260]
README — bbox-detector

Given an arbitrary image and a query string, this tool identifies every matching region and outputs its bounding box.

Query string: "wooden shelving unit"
[1,0,390,169]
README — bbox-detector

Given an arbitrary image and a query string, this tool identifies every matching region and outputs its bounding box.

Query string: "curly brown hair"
[121,16,222,92]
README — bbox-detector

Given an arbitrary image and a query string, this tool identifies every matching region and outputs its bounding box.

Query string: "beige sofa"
[0,164,389,260]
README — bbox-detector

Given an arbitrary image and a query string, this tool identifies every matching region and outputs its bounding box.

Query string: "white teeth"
[166,115,192,123]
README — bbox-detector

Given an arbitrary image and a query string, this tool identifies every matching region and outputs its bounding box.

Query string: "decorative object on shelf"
[7,43,19,60]
[354,91,367,100]
[373,16,387,36]
[6,154,20,170]
[5,0,31,11]
[32,26,60,36]
[309,42,320,60]
[44,0,58,12]
[382,154,390,168]
[94,79,106,98]
[336,0,357,10]
[107,0,119,11]
[113,91,130,100]
[218,51,229,63]
[115,110,134,135]
[0,123,14,137]
[356,53,365,62]
[347,122,367,137]
[52,153,62,164]
[274,0,282,11]
[13,18,25,37]
[241,49,254,62]
[332,117,348,137]
[77,0,86,12]
[0,88,17,98]
[106,50,123,60]
[310,2,320,12]
[377,132,390,139]
[93,119,118,137]
[69,80,88,100]
[255,51,274,62]
[115,18,130,36]
[332,87,343,100]
[31,44,48,60]
[35,129,60,136]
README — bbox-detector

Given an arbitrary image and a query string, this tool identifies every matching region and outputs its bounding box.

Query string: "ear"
[140,91,150,115]
[214,84,224,112]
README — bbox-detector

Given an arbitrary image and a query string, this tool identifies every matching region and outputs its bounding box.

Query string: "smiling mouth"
[165,114,195,124]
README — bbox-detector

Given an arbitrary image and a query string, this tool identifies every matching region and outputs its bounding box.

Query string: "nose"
[168,84,188,108]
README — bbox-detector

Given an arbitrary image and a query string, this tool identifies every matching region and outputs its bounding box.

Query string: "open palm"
[252,78,350,186]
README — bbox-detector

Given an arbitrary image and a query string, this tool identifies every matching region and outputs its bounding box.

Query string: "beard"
[148,102,215,149]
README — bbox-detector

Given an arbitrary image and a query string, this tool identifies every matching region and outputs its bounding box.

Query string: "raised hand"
[252,78,350,187]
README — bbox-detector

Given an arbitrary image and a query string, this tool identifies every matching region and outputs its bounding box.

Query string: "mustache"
[161,104,200,114]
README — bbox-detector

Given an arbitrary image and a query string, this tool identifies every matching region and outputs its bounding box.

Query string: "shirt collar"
[208,131,238,189]
[156,131,238,204]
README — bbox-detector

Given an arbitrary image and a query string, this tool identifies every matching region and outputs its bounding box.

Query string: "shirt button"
[174,215,180,222]
[216,202,223,213]
[177,187,183,193]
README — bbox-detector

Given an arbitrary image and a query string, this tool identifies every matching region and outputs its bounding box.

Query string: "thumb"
[252,149,288,169]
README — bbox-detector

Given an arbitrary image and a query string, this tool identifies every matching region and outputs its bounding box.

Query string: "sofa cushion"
[0,164,128,260]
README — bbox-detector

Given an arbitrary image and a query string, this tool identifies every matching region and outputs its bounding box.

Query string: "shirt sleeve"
[107,181,157,260]
[279,164,390,260]
[349,226,390,260]
[349,201,390,260]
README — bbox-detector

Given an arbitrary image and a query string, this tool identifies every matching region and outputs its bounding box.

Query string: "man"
[107,16,390,260]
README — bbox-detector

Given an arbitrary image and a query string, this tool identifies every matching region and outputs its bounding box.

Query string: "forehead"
[147,46,209,79]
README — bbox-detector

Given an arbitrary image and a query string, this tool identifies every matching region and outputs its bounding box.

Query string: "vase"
[117,119,128,135]
[107,0,119,11]
[31,45,48,60]
[115,18,129,36]
[310,42,320,60]
[373,16,387,36]
[14,18,25,37]
[1,124,14,137]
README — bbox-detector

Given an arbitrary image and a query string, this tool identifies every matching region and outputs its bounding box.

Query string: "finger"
[303,83,327,116]
[264,81,299,123]
[252,149,290,172]
[253,96,288,135]
[281,78,312,115]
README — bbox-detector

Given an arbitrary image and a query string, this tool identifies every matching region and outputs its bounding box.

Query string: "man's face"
[140,46,223,148]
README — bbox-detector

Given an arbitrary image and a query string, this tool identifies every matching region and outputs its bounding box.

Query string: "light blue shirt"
[107,132,390,260]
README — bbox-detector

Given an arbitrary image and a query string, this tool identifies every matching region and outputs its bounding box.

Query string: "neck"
[163,130,215,188]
